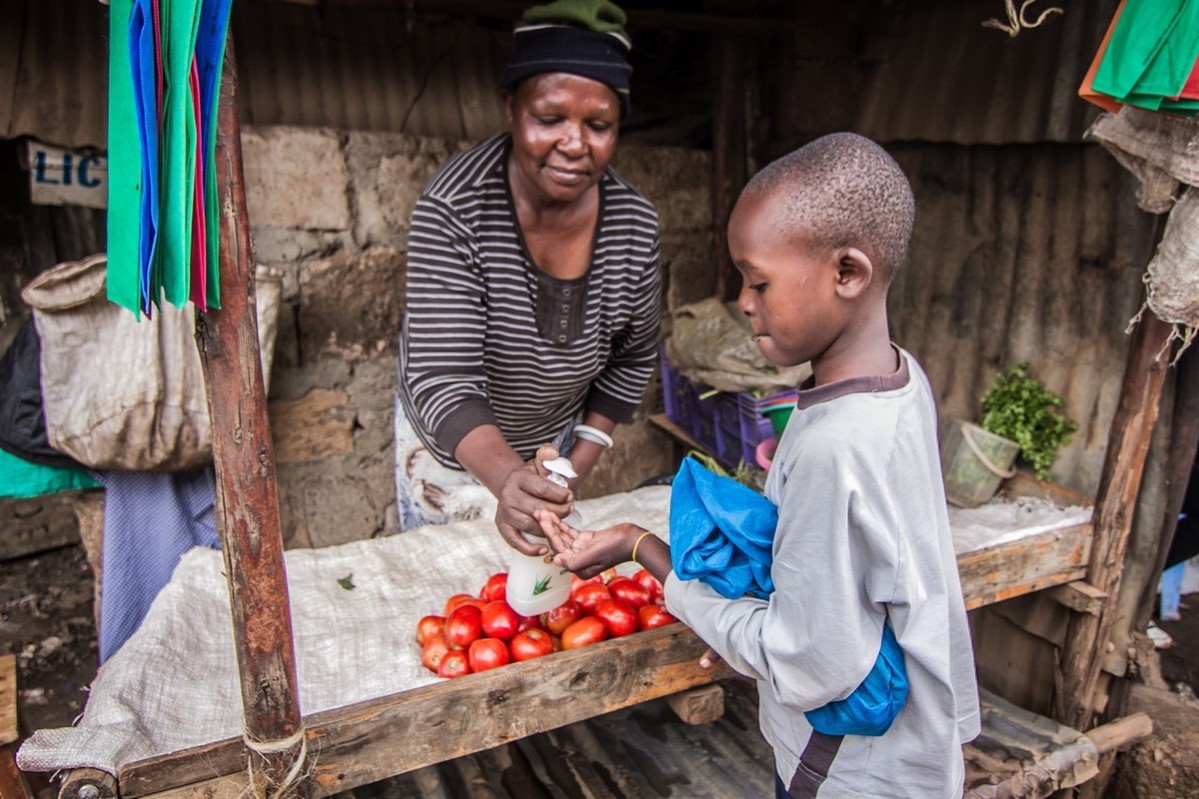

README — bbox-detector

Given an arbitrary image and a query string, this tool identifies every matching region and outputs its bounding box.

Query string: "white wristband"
[573,424,614,449]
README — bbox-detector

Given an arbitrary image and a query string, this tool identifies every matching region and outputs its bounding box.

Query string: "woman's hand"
[535,509,641,579]
[495,446,574,555]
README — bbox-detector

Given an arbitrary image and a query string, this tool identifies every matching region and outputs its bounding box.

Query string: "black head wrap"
[499,0,633,118]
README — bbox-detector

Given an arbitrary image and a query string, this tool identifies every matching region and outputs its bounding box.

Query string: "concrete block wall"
[240,125,713,548]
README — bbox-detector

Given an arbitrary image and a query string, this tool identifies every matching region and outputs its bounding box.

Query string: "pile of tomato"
[415,568,677,679]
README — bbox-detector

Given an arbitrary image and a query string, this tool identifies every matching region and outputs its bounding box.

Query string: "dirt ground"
[1,542,98,798]
[1107,594,1199,799]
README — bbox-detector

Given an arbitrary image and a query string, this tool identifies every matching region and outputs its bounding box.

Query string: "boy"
[537,132,980,798]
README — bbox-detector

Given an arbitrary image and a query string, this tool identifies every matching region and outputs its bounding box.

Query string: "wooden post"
[712,36,746,303]
[1137,341,1199,625]
[1052,309,1173,732]
[197,37,305,795]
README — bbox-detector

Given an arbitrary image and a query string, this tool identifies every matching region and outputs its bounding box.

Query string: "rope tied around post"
[242,727,310,799]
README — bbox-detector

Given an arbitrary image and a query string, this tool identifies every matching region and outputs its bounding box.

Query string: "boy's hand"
[699,647,723,670]
[534,510,639,579]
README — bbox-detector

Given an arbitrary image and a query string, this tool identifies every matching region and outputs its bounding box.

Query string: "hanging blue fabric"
[129,0,161,316]
[668,456,909,736]
[194,0,233,308]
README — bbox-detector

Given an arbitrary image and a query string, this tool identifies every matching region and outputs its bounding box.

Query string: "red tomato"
[509,628,555,661]
[550,634,563,652]
[421,635,450,673]
[444,593,478,616]
[438,650,472,679]
[481,600,521,641]
[445,604,483,650]
[631,568,665,602]
[638,604,677,630]
[517,613,543,632]
[593,598,638,637]
[467,638,511,673]
[572,582,612,614]
[480,572,508,602]
[541,599,583,636]
[561,616,608,649]
[607,578,651,609]
[415,615,445,647]
[571,573,603,591]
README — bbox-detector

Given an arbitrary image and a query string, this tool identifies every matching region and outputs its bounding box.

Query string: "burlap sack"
[666,297,810,393]
[21,254,281,471]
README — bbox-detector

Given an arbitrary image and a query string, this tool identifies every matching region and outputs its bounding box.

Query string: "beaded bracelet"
[573,424,615,448]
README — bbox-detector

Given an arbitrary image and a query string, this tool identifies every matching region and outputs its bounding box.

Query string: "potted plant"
[941,363,1077,507]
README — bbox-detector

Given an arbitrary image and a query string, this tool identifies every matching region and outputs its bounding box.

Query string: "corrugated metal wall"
[0,0,512,149]
[853,0,1114,144]
[890,142,1157,495]
[233,3,509,141]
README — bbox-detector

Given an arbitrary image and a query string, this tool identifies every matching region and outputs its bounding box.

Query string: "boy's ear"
[834,247,874,299]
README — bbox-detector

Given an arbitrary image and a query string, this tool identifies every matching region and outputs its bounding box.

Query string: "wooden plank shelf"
[116,625,734,798]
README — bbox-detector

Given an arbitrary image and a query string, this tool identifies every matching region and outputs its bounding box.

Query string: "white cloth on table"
[17,486,672,776]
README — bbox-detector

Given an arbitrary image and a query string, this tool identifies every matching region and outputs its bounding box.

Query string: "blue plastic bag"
[668,456,909,736]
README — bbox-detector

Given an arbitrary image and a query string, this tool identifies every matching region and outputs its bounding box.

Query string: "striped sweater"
[397,133,663,469]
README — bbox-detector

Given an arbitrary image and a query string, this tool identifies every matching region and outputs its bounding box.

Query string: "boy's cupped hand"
[534,509,641,580]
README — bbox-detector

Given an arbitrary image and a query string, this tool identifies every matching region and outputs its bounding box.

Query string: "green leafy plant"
[979,363,1077,482]
[686,450,766,492]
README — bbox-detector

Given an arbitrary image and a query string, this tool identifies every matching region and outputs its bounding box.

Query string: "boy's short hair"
[745,132,916,283]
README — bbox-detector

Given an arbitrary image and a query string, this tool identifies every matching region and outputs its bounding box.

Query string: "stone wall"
[240,126,713,548]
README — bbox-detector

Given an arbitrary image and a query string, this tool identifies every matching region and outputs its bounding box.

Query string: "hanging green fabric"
[158,0,203,308]
[106,0,144,314]
[0,447,100,500]
[1093,0,1199,113]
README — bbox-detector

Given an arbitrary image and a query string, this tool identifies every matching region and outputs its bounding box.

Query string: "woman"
[395,0,662,554]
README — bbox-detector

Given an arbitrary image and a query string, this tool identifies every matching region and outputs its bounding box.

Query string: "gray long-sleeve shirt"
[665,349,980,797]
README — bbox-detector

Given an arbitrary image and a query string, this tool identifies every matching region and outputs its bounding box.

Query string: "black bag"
[0,316,81,468]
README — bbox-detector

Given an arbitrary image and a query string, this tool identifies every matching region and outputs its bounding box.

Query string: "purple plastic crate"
[716,389,798,468]
[660,345,796,469]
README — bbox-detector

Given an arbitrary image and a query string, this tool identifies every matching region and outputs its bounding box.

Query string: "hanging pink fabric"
[189,58,208,309]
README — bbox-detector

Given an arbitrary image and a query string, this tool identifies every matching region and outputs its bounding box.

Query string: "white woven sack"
[21,253,281,471]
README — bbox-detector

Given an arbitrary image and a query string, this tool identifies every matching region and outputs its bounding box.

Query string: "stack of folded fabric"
[1080,0,1199,117]
[107,0,234,318]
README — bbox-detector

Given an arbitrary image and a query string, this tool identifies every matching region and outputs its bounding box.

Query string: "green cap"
[522,0,628,36]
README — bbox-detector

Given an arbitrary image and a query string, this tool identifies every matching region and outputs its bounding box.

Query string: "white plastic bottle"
[505,457,579,617]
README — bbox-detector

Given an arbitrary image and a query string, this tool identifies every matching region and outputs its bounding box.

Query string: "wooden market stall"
[40,3,1174,798]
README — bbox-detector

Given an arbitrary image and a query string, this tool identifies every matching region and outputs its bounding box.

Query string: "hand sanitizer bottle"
[505,457,578,617]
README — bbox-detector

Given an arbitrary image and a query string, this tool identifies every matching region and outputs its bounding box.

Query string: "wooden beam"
[0,655,15,746]
[1,745,34,799]
[957,522,1091,611]
[1053,311,1173,732]
[118,625,734,798]
[711,36,747,303]
[1085,712,1153,755]
[197,36,304,794]
[1138,340,1199,625]
[57,768,118,799]
[1046,581,1107,617]
[666,684,726,725]
[262,0,791,34]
